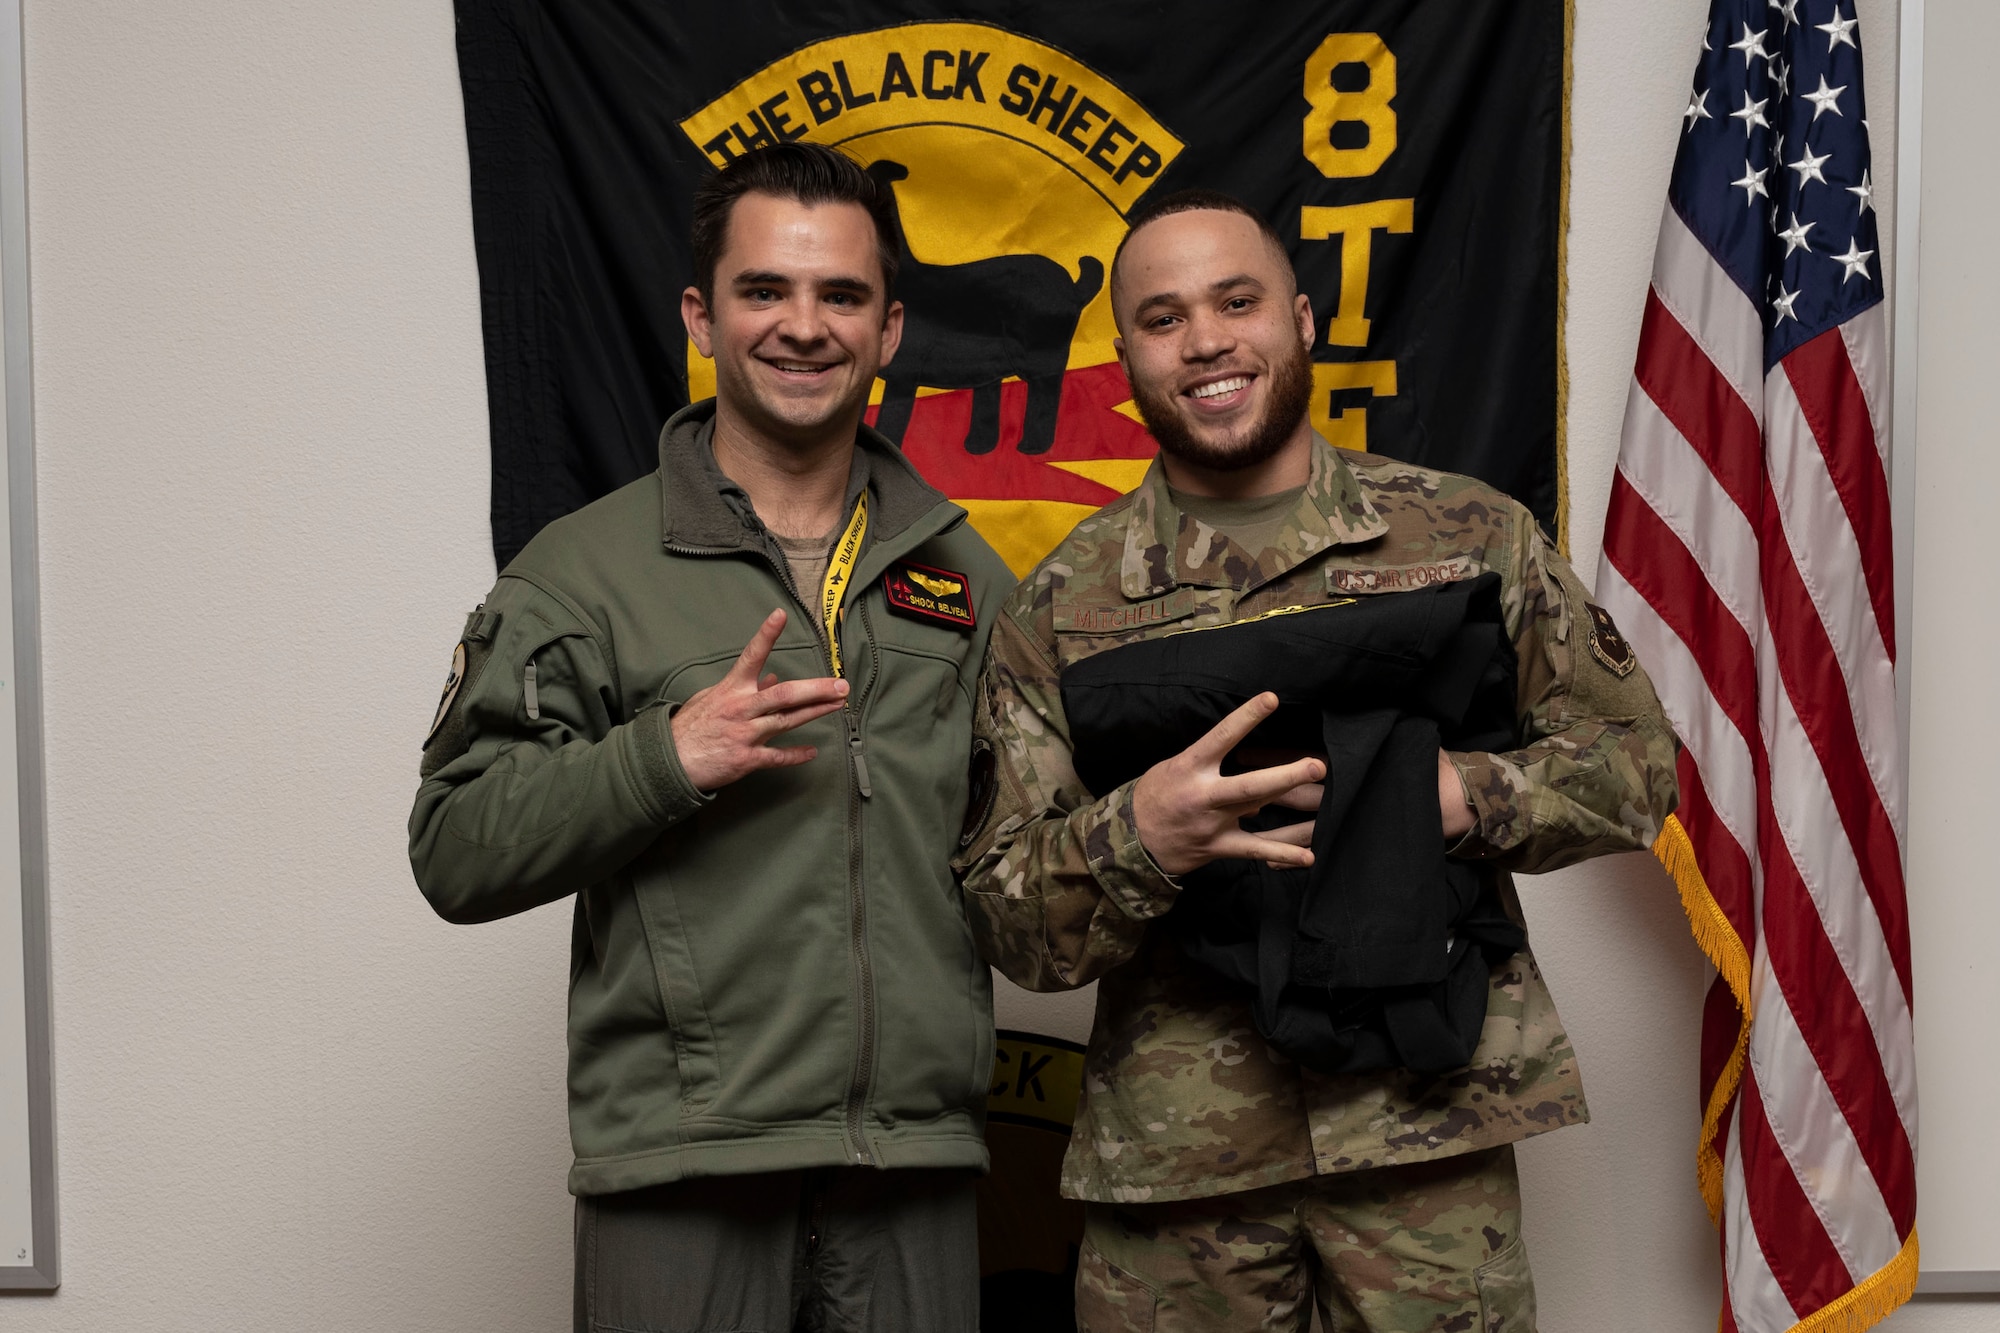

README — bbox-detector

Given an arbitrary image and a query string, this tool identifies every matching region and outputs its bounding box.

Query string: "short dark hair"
[1110,188,1294,303]
[690,142,901,306]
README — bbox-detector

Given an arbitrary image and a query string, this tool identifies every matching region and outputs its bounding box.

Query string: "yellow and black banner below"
[456,1,1569,572]
[980,1030,1087,1327]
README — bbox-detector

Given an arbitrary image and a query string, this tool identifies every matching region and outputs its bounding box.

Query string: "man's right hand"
[671,609,849,793]
[1131,692,1325,878]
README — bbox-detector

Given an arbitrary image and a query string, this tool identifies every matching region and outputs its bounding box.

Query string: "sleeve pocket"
[1474,1234,1539,1331]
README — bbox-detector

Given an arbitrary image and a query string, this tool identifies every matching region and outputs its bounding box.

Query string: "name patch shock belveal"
[883,559,975,630]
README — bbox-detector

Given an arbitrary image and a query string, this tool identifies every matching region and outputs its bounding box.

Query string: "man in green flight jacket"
[409,143,1011,1333]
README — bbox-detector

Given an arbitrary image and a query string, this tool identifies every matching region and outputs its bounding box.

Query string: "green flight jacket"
[409,401,1014,1195]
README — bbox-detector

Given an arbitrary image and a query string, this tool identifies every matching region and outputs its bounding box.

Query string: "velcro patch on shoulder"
[1326,555,1478,595]
[1585,602,1638,677]
[1053,587,1198,634]
[884,559,975,630]
[960,739,997,850]
[425,642,468,746]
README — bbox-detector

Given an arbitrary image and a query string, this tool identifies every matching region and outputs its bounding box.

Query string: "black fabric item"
[1060,576,1526,1075]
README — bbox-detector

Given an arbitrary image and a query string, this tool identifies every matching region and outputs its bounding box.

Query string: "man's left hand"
[1438,749,1475,840]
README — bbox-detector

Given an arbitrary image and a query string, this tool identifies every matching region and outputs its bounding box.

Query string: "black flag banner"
[456,0,1571,572]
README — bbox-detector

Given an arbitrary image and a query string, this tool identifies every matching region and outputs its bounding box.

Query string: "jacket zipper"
[840,597,882,1165]
[663,525,923,1168]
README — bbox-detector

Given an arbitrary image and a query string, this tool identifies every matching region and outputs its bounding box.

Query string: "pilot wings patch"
[883,559,975,630]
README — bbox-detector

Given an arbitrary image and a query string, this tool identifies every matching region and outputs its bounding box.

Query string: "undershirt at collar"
[772,529,837,602]
[1167,483,1307,560]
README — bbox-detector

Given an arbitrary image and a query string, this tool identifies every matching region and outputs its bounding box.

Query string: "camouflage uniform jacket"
[953,435,1679,1204]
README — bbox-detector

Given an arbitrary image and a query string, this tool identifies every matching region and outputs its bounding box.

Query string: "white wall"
[5,0,1987,1328]
[1904,0,2000,1306]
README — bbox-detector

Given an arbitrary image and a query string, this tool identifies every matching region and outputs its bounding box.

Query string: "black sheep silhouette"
[865,160,1103,455]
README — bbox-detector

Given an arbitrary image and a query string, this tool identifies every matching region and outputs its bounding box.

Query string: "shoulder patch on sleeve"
[1585,603,1638,678]
[425,642,468,746]
[420,606,503,778]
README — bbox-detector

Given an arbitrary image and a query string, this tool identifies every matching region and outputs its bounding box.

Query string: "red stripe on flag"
[1671,753,1758,966]
[1738,1063,1855,1315]
[1603,476,1763,938]
[1756,477,1914,994]
[1633,291,1764,520]
[1780,332,1897,659]
[1758,839,1919,1231]
[1604,474,1763,783]
[1700,969,1742,1146]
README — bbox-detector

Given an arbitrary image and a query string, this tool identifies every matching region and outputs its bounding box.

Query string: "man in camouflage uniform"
[954,191,1679,1331]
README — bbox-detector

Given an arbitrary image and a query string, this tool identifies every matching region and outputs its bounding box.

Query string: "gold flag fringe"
[1554,0,1574,554]
[1790,1229,1920,1333]
[1651,814,1751,1225]
[1655,820,1918,1333]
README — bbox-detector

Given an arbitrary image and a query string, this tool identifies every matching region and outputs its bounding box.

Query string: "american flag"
[1596,1,1916,1329]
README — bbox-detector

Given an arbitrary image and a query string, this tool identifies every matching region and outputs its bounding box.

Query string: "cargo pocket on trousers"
[1475,1235,1538,1331]
[1075,1240,1158,1333]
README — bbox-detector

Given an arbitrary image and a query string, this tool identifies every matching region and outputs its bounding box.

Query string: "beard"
[1130,337,1315,473]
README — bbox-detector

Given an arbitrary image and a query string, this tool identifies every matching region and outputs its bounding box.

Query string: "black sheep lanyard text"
[819,493,868,677]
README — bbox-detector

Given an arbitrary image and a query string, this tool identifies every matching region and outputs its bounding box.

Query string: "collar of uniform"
[657,398,952,553]
[1117,432,1389,598]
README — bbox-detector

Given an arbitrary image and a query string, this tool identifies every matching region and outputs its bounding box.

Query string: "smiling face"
[1112,209,1316,491]
[681,192,903,451]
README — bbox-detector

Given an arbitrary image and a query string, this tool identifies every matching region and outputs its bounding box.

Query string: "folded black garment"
[1060,575,1527,1075]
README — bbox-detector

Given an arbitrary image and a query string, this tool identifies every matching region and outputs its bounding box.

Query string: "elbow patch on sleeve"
[421,608,501,779]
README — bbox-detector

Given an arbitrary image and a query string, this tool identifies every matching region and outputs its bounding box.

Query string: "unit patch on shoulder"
[425,641,468,746]
[884,559,975,630]
[1585,602,1638,677]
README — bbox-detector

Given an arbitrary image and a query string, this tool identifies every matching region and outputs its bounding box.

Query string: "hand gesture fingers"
[1245,817,1315,869]
[1185,692,1282,765]
[1132,692,1330,877]
[673,613,851,793]
[750,675,849,716]
[1209,828,1315,868]
[725,609,790,686]
[1266,781,1323,814]
[1211,756,1324,812]
[751,696,850,740]
[1250,817,1314,849]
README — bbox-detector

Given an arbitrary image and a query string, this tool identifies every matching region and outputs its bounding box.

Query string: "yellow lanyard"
[819,492,868,677]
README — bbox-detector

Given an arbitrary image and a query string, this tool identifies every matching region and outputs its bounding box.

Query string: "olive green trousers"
[574,1167,978,1333]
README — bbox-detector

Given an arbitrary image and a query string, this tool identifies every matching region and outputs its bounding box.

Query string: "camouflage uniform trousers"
[1075,1145,1535,1333]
